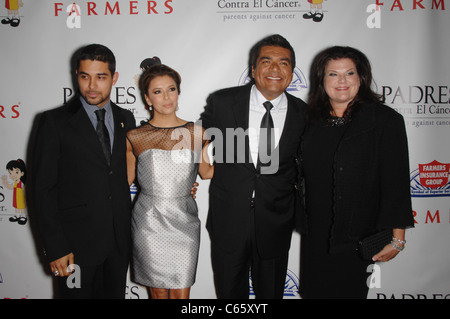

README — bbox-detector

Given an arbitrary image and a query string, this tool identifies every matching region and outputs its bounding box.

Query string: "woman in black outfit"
[299,46,414,299]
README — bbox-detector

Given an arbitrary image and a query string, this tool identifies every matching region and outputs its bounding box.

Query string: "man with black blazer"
[200,35,306,298]
[32,44,136,298]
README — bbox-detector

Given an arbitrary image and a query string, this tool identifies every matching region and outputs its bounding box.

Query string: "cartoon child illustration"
[1,0,24,27]
[1,159,27,225]
[303,0,325,22]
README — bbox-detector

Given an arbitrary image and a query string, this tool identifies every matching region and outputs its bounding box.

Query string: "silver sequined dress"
[127,122,205,289]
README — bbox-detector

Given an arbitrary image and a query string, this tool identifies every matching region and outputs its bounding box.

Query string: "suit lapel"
[231,86,304,171]
[67,98,110,166]
[110,103,127,167]
[231,84,251,130]
[341,103,376,141]
[275,92,303,157]
[230,85,255,170]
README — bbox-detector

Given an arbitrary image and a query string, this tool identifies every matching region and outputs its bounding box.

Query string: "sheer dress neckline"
[146,121,192,129]
[127,121,206,158]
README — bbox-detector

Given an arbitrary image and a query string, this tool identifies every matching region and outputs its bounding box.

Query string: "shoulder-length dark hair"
[307,46,384,122]
[138,64,181,118]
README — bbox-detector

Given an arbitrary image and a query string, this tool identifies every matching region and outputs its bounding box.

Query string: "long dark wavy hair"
[306,46,384,122]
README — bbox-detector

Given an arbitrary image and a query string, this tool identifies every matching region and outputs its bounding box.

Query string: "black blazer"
[32,97,136,266]
[200,83,306,259]
[301,102,414,253]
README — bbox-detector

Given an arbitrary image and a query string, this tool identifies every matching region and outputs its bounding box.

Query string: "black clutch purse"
[357,230,392,261]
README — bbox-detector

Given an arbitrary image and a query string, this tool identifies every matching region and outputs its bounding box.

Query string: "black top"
[302,118,348,248]
[300,102,414,254]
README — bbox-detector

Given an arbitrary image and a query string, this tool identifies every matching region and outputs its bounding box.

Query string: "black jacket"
[32,97,136,265]
[300,102,414,253]
[200,83,306,258]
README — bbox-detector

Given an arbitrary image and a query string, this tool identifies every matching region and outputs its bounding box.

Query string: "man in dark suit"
[200,35,306,298]
[32,44,136,298]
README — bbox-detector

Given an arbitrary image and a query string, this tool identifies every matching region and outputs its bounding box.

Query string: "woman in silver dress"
[126,60,213,299]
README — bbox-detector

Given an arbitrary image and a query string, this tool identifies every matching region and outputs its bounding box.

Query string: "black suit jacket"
[200,83,306,259]
[301,102,414,253]
[32,97,136,266]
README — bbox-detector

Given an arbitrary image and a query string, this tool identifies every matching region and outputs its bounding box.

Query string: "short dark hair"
[248,34,296,80]
[75,44,116,76]
[138,64,182,116]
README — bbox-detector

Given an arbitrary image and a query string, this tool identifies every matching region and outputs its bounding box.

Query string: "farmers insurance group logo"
[54,1,175,29]
[411,160,450,197]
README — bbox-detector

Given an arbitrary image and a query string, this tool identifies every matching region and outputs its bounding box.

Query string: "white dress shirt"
[248,85,288,167]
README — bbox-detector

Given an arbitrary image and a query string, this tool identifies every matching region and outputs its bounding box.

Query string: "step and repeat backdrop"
[0,1,449,299]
